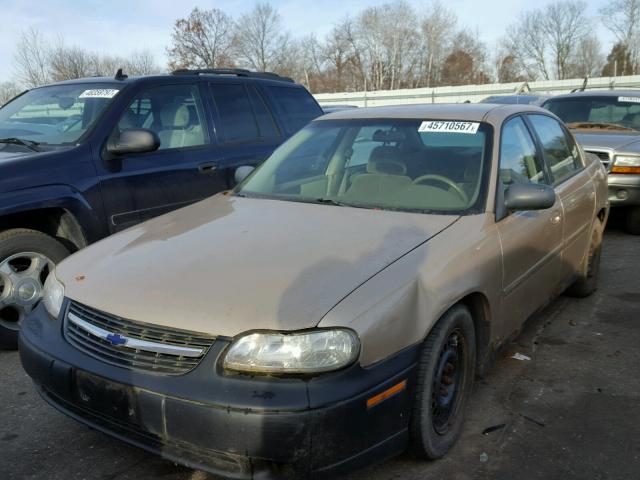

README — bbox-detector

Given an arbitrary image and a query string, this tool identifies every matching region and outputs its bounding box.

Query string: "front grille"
[585,149,612,170]
[64,301,215,375]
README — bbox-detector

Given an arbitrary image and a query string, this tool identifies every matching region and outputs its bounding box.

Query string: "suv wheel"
[0,229,70,350]
[625,207,640,235]
[409,304,476,459]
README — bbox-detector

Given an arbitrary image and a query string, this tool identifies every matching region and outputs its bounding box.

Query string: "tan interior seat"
[157,103,204,149]
[344,146,411,201]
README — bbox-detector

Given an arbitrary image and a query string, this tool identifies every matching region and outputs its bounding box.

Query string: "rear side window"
[264,86,322,135]
[210,84,260,143]
[499,117,547,185]
[528,114,582,184]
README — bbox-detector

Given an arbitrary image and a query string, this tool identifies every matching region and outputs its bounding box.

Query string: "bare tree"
[13,28,51,87]
[234,3,291,72]
[49,38,93,81]
[126,50,162,75]
[543,1,591,79]
[0,82,22,107]
[569,36,604,77]
[415,1,458,87]
[600,0,640,73]
[167,7,235,70]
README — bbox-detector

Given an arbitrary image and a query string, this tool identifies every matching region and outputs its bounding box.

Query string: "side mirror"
[504,183,556,211]
[235,165,255,184]
[106,129,160,156]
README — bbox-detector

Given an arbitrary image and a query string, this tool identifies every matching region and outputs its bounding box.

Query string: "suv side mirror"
[504,183,556,211]
[235,165,255,184]
[106,129,160,156]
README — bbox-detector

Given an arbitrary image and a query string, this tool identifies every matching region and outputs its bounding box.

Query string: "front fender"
[0,184,106,243]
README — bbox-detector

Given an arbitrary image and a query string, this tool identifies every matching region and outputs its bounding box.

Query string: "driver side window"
[116,84,208,150]
[499,117,548,186]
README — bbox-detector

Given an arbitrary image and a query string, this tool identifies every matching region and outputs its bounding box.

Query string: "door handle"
[198,162,218,173]
[551,213,562,225]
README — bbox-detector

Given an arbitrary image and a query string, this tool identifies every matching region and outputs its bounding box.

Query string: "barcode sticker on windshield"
[79,89,120,99]
[618,96,640,103]
[418,121,480,134]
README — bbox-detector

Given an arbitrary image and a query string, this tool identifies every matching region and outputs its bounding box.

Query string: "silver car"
[20,104,608,479]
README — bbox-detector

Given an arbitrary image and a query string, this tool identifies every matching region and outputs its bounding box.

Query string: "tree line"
[2,0,640,106]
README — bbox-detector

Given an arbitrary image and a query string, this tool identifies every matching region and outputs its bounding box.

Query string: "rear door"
[98,83,226,233]
[208,82,283,185]
[496,116,564,336]
[526,114,596,281]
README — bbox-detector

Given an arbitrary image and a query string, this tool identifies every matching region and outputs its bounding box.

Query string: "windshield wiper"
[0,137,41,152]
[315,197,349,206]
[565,122,636,132]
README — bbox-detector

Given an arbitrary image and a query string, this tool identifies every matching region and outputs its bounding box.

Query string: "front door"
[496,116,564,338]
[96,83,226,233]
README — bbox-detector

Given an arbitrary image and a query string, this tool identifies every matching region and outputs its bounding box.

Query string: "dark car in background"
[543,90,640,234]
[0,68,323,348]
[481,94,550,106]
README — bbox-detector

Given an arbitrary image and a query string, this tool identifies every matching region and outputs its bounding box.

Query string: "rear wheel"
[409,304,476,459]
[566,222,603,298]
[0,229,70,349]
[625,207,640,235]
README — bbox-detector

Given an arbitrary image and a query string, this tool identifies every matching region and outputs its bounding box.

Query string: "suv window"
[264,86,322,134]
[117,84,207,150]
[499,117,547,185]
[528,115,581,184]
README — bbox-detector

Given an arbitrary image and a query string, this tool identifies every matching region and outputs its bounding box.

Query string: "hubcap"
[432,329,465,435]
[0,252,53,331]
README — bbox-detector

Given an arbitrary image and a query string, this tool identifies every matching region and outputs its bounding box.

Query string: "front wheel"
[409,304,476,459]
[625,206,640,235]
[566,222,603,298]
[0,229,70,349]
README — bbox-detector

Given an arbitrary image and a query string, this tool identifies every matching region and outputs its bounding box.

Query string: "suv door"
[526,114,596,281]
[496,116,564,337]
[208,82,283,183]
[98,83,225,232]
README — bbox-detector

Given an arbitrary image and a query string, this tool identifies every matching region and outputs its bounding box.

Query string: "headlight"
[612,155,640,173]
[42,272,65,319]
[223,329,360,374]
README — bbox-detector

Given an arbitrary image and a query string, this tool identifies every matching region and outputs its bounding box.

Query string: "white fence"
[314,75,640,107]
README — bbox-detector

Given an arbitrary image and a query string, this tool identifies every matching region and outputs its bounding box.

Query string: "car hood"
[573,131,640,152]
[58,195,458,337]
[0,149,31,163]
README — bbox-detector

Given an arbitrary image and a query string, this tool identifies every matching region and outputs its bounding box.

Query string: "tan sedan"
[20,104,609,479]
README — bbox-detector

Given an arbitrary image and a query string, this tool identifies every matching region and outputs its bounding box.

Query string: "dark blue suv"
[0,69,322,348]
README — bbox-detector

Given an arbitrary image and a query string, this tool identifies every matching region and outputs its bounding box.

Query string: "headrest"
[160,103,190,127]
[119,110,138,129]
[367,146,407,175]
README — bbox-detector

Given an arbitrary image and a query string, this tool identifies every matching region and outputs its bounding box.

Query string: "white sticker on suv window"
[79,89,120,99]
[418,120,480,134]
[618,96,640,103]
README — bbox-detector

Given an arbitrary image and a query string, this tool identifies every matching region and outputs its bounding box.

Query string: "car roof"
[32,73,302,89]
[317,103,549,123]
[548,89,640,100]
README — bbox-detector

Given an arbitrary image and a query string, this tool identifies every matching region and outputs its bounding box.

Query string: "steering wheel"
[412,174,469,204]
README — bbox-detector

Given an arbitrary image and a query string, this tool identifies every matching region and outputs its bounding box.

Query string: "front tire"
[0,229,70,350]
[409,304,476,459]
[625,206,640,235]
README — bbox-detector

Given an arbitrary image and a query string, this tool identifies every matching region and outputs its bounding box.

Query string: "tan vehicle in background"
[20,104,608,479]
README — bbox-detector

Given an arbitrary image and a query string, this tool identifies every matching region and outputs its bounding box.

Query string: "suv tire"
[0,229,70,350]
[625,207,640,235]
[409,304,476,459]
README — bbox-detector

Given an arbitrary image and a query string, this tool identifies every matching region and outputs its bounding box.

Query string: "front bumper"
[608,173,640,206]
[19,303,419,479]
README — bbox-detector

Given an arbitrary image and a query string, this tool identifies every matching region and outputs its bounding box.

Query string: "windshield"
[543,95,640,131]
[0,83,121,145]
[237,119,493,214]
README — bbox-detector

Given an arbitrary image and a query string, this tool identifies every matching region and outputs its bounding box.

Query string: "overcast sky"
[0,0,615,84]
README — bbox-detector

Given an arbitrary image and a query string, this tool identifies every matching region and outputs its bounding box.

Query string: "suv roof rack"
[171,68,294,83]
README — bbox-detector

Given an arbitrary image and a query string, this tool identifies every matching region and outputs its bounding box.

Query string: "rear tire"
[0,229,70,350]
[409,304,476,459]
[625,207,640,235]
[566,221,603,298]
